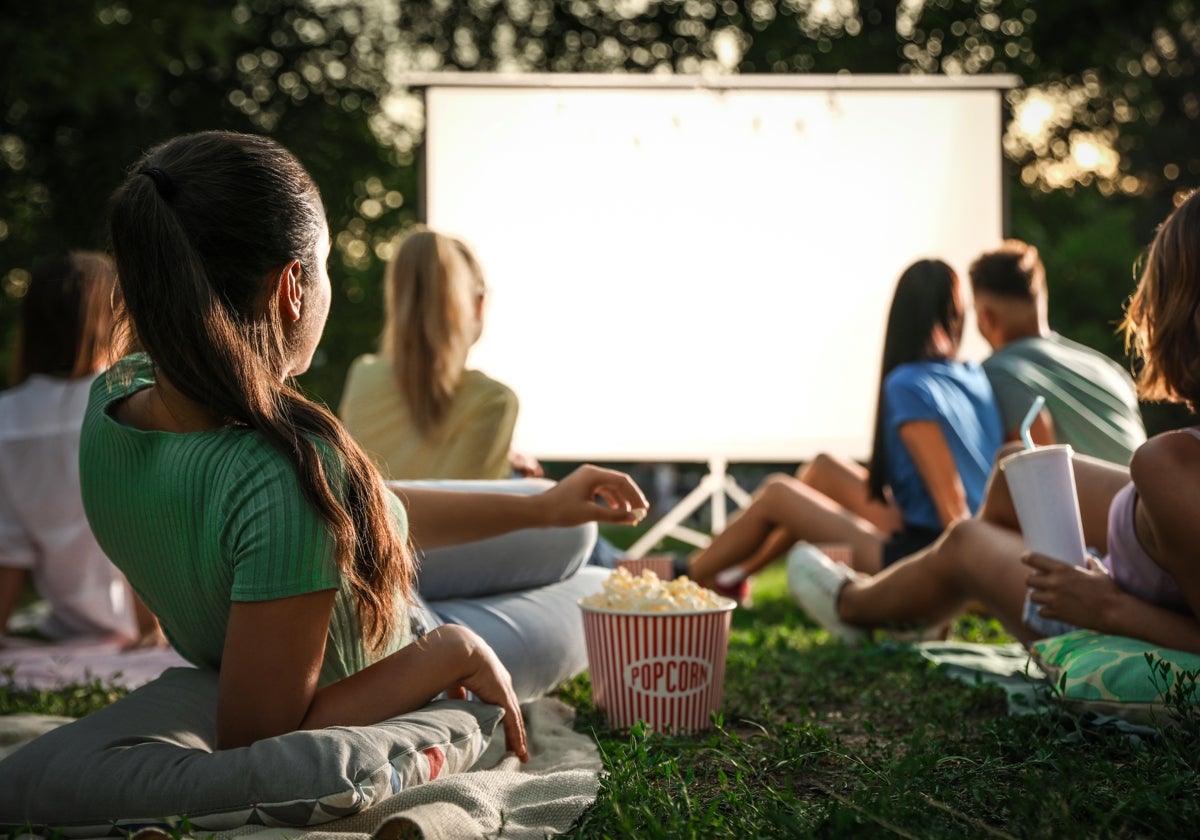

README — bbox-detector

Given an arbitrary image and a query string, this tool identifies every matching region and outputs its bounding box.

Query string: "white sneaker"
[786,543,867,643]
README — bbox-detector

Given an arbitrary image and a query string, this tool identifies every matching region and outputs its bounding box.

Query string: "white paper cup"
[616,556,676,580]
[579,601,735,733]
[999,444,1086,637]
[999,444,1086,565]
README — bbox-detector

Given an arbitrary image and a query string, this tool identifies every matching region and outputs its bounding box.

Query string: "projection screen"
[410,73,1017,463]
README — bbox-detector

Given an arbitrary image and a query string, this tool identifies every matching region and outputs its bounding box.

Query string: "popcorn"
[581,567,732,613]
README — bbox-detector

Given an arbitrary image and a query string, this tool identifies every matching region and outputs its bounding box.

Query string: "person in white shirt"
[0,251,162,647]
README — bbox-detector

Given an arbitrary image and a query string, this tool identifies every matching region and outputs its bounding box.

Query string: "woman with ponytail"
[81,131,647,754]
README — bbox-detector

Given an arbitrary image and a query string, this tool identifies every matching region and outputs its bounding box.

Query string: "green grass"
[555,556,1200,839]
[556,528,1200,835]
[4,549,1199,838]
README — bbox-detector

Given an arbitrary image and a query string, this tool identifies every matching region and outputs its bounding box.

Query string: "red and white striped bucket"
[616,555,676,580]
[580,601,735,733]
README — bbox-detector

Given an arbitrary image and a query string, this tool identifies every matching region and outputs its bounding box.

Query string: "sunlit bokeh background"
[4,0,1198,468]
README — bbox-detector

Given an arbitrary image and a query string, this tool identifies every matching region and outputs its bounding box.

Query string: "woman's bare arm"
[395,464,648,550]
[1026,429,1200,651]
[898,420,970,529]
[218,592,527,757]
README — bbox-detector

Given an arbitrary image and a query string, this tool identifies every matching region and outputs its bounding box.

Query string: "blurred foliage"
[2,0,1199,431]
[0,0,416,405]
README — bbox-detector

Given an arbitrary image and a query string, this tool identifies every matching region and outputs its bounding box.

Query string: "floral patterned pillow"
[0,667,502,836]
[1031,630,1200,725]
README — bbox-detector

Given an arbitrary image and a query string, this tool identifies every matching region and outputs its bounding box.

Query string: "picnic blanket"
[912,639,1161,740]
[0,635,191,690]
[0,694,602,840]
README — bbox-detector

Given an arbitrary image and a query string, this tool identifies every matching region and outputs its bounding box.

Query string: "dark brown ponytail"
[107,131,411,654]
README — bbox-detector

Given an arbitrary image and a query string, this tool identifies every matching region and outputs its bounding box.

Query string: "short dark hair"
[11,251,121,385]
[968,240,1046,301]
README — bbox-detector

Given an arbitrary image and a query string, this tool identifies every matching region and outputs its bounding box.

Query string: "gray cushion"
[0,667,502,835]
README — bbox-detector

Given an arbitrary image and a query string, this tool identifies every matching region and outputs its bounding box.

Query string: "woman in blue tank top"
[688,259,1003,593]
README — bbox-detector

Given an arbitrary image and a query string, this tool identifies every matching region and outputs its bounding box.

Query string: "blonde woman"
[339,228,542,480]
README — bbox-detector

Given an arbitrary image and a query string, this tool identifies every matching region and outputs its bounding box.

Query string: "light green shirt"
[983,333,1146,466]
[80,355,411,686]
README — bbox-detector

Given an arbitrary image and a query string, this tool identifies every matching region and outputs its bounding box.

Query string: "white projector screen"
[414,74,1013,462]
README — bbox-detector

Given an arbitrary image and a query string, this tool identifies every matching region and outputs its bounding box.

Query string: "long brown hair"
[106,131,411,654]
[380,227,485,434]
[1122,189,1200,411]
[10,251,123,385]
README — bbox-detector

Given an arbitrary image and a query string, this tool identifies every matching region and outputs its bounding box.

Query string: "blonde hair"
[1122,189,1200,410]
[381,227,487,434]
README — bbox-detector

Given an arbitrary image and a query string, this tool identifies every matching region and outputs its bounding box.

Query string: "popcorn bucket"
[580,601,736,733]
[616,555,676,580]
[815,543,853,568]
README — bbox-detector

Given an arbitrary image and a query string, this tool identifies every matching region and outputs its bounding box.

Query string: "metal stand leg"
[623,456,748,559]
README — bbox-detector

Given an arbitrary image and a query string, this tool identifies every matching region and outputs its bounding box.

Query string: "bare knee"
[798,452,843,484]
[977,444,1023,527]
[754,472,802,504]
[761,472,796,489]
[937,519,986,574]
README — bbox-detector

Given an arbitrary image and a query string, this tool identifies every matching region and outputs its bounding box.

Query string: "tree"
[0,0,414,405]
[389,0,1200,432]
[4,1,1199,429]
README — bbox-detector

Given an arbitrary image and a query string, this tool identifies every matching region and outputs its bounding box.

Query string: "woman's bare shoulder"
[1130,428,1200,510]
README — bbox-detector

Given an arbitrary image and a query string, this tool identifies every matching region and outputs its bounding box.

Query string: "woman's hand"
[1023,552,1123,633]
[443,626,528,762]
[539,465,649,528]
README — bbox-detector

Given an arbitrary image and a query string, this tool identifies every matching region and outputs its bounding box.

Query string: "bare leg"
[978,443,1130,552]
[689,474,889,584]
[798,453,903,533]
[838,518,1036,644]
[835,444,1133,638]
[715,457,902,578]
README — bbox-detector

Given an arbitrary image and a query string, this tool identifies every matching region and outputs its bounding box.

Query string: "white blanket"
[0,635,190,690]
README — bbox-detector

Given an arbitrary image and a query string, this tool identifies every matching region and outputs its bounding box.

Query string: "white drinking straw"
[1019,395,1046,450]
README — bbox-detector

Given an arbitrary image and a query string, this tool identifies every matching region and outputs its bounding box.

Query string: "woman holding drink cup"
[789,189,1200,651]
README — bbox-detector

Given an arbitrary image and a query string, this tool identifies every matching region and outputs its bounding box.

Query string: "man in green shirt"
[969,240,1146,465]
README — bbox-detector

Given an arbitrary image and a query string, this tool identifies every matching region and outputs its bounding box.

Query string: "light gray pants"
[388,479,607,701]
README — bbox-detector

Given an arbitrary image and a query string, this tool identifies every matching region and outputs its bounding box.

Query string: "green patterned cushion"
[1030,630,1200,724]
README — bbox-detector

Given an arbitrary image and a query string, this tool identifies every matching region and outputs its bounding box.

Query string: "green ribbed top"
[80,355,411,686]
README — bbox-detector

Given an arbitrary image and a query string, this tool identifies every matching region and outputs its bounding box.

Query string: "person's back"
[339,228,539,481]
[82,354,404,683]
[983,332,1145,465]
[341,354,517,480]
[882,357,1003,534]
[0,252,140,642]
[970,240,1146,465]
